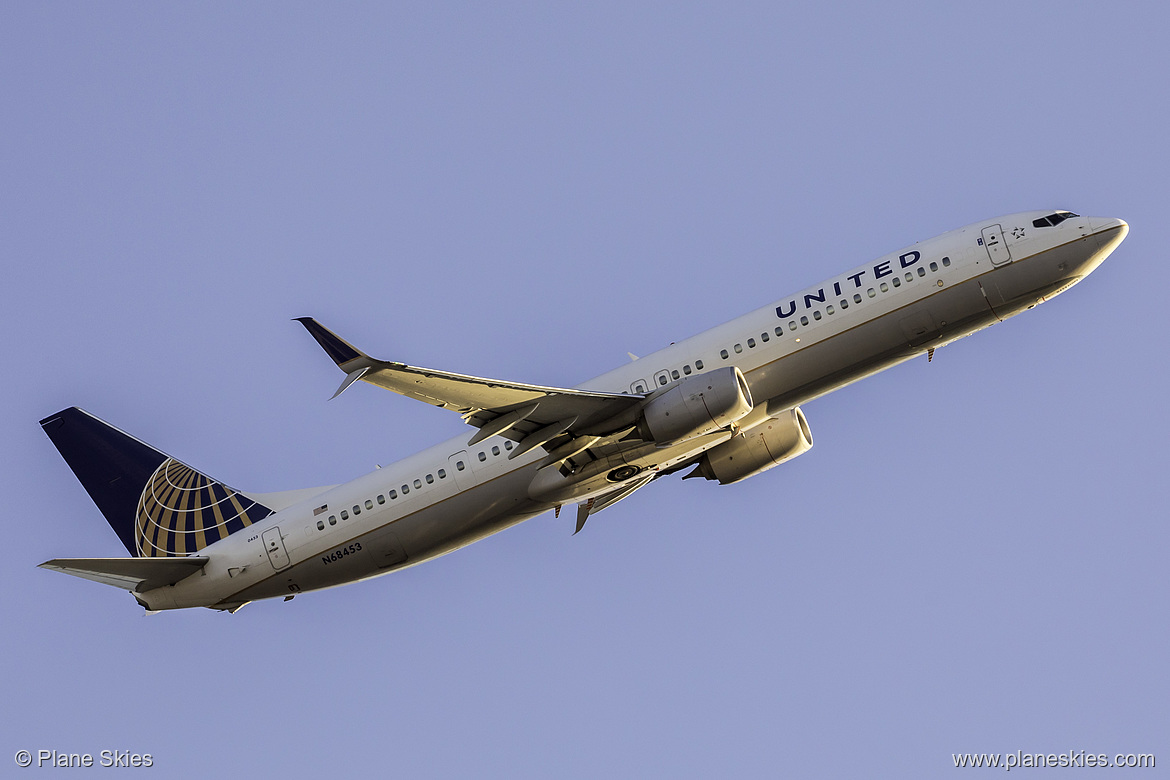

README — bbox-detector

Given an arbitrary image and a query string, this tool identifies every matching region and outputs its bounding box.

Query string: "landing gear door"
[981,224,1012,265]
[262,526,291,571]
[900,310,939,348]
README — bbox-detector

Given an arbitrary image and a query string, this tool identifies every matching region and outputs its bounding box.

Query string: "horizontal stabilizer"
[40,557,209,592]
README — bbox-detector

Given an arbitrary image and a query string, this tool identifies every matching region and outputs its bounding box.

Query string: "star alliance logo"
[1011,226,1026,239]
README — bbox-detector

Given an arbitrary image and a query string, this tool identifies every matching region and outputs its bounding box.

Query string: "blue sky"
[3,4,1166,777]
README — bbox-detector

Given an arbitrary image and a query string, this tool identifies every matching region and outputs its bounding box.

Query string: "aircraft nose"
[1088,216,1129,238]
[1086,216,1129,257]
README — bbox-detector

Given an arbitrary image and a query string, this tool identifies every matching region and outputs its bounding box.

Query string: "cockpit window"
[1032,211,1080,228]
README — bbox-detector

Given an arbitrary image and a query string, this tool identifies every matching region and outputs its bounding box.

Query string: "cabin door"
[262,526,290,571]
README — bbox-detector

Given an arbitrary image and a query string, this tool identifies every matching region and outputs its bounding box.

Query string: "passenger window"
[720,349,729,359]
[683,364,692,374]
[377,495,385,504]
[826,305,835,315]
[329,515,337,526]
[942,256,951,267]
[340,510,349,520]
[632,380,647,393]
[917,267,926,277]
[789,321,797,331]
[800,316,809,326]
[760,332,769,342]
[478,451,487,461]
[734,343,743,353]
[839,300,848,309]
[854,293,862,303]
[892,277,901,287]
[658,374,668,385]
[671,369,680,379]
[402,484,409,494]
[491,446,500,456]
[880,282,889,292]
[353,505,361,515]
[456,461,465,471]
[905,272,913,282]
[775,327,784,337]
[365,499,373,510]
[317,520,325,530]
[746,338,755,348]
[929,261,938,272]
[413,479,422,489]
[503,441,513,451]
[867,288,876,298]
[389,489,397,499]
[426,473,434,484]
[438,469,447,479]
[695,359,704,369]
[813,310,822,320]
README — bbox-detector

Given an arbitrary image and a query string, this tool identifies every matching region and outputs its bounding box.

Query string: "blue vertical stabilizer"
[40,408,272,557]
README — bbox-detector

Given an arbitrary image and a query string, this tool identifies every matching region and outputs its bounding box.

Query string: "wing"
[296,318,647,460]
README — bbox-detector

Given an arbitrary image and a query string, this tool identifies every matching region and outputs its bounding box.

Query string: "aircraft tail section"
[40,408,273,557]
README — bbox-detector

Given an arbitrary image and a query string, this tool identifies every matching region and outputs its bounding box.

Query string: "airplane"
[39,210,1128,612]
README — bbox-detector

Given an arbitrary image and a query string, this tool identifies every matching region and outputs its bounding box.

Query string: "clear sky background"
[3,3,1166,777]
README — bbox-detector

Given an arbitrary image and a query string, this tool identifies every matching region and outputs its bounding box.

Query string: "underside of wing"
[296,318,647,460]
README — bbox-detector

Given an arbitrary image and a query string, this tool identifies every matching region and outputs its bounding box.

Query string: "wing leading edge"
[295,318,646,462]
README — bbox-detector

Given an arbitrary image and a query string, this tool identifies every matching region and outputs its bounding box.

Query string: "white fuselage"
[141,211,1128,611]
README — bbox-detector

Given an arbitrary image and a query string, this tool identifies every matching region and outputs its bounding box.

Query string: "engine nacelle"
[640,366,753,444]
[688,407,813,484]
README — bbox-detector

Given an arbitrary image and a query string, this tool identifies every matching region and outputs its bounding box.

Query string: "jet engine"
[638,366,753,444]
[686,407,812,484]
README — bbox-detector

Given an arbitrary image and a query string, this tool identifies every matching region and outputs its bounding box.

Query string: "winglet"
[296,318,377,399]
[294,317,367,368]
[331,367,370,400]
